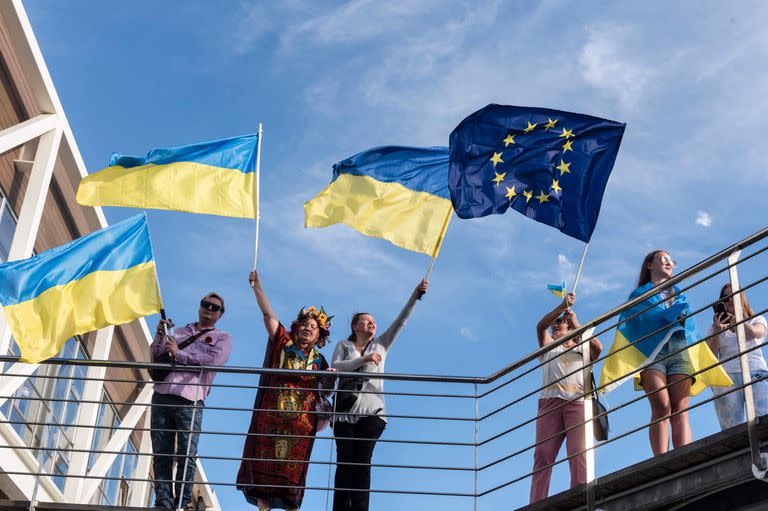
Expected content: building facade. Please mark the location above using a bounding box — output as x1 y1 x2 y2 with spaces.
0 1 220 508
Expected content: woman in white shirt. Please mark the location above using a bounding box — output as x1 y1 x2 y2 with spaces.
707 284 768 430
330 279 428 511
530 292 602 503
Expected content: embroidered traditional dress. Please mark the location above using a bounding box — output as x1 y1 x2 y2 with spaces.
237 323 328 509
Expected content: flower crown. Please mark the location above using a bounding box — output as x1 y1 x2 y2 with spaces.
291 305 334 348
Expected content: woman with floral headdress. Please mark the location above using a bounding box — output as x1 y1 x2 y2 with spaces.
237 271 335 510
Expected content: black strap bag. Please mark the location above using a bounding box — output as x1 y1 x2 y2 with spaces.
591 372 610 441
149 328 214 383
333 341 372 413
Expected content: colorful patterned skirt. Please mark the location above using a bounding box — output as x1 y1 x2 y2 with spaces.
237 380 319 509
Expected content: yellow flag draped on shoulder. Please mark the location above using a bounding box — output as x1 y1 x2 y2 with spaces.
0 214 162 363
599 282 731 395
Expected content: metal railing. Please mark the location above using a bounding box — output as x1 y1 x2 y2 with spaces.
0 226 766 510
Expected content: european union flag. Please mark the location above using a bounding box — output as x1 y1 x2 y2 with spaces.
449 104 625 242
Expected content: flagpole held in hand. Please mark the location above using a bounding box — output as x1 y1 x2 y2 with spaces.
571 242 589 295
419 208 453 299
253 123 263 270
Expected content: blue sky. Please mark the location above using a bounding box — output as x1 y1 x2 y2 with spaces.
24 1 768 509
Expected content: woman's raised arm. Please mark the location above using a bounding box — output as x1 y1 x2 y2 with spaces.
536 293 574 347
249 270 279 339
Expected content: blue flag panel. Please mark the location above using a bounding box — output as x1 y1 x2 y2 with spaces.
449 104 625 242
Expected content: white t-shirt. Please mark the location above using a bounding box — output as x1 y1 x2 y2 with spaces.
709 315 768 374
539 343 585 401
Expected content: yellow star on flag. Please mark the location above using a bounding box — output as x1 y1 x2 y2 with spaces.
556 159 571 175
490 152 504 167
558 127 574 139
562 139 574 153
492 171 506 186
524 121 538 133
544 118 557 130
503 134 516 147
505 185 516 200
523 189 533 203
551 179 562 193
536 191 551 203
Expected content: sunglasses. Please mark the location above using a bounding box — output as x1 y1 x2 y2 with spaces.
658 254 678 268
200 300 223 312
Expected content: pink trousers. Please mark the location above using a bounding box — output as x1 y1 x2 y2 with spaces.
529 398 586 503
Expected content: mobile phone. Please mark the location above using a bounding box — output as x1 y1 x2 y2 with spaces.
712 301 727 318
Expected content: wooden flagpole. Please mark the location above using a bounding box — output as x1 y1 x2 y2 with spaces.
253 123 263 270
418 208 453 299
571 242 590 295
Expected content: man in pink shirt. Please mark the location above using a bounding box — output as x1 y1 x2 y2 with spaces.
150 292 232 510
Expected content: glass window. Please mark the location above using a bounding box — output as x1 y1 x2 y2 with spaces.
0 336 89 493
99 450 123 505
2 337 20 373
88 396 112 471
121 442 138 504
0 198 16 262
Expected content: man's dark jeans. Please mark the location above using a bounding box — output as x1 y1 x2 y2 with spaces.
150 392 203 509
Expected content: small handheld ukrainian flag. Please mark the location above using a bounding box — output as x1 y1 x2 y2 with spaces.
547 281 566 298
0 214 163 363
304 146 453 256
77 133 259 218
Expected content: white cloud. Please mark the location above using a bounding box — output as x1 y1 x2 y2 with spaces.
555 253 624 298
231 0 307 55
557 253 575 283
578 25 654 111
459 327 479 343
282 0 444 48
695 211 712 228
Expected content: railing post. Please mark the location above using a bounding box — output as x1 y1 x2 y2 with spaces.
177 367 204 511
727 250 768 476
64 325 114 502
582 334 597 511
474 383 479 511
128 408 153 507
28 406 52 511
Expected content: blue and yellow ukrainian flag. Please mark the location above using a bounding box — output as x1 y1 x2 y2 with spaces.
304 146 453 256
548 281 566 298
599 282 731 396
77 133 258 218
0 214 163 363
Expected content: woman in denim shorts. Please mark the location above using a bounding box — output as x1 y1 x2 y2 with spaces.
707 284 768 429
637 250 694 455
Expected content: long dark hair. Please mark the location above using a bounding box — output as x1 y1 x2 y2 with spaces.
348 312 373 342
637 250 667 287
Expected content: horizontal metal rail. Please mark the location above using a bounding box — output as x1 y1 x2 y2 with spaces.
478 371 768 496
0 470 477 498
477 286 768 446
0 225 766 508
481 225 768 386
479 240 768 401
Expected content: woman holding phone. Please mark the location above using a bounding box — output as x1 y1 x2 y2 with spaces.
707 284 768 429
